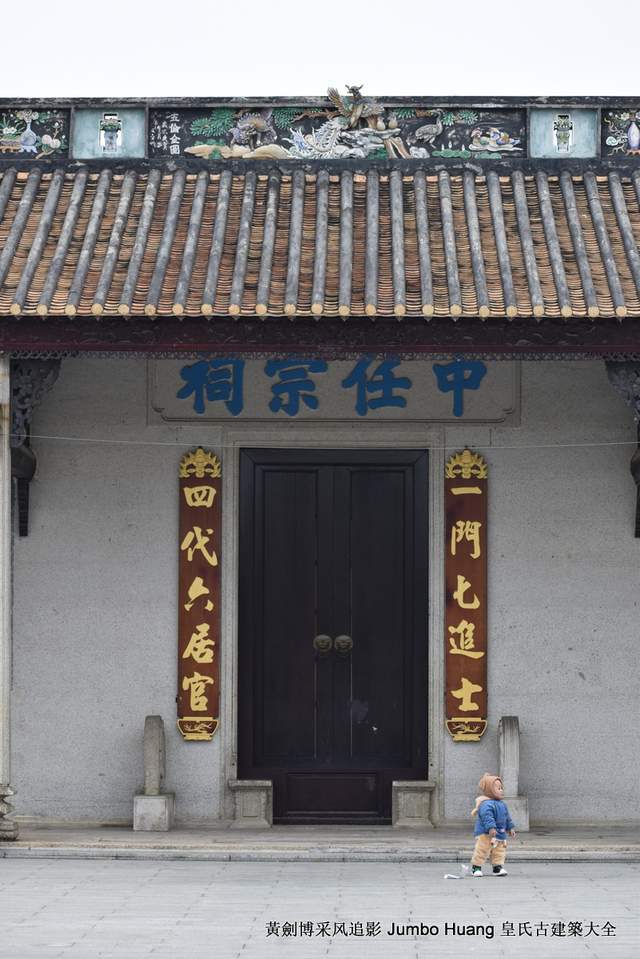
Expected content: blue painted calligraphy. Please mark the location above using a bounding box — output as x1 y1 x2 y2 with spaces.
177 358 245 415
264 359 329 416
341 356 412 417
432 360 487 417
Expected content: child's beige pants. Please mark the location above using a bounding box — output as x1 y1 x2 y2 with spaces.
471 834 507 867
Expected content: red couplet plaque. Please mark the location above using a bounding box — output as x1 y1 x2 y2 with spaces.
445 449 488 741
177 448 222 740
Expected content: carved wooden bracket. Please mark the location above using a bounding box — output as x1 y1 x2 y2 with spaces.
10 359 61 537
605 360 640 538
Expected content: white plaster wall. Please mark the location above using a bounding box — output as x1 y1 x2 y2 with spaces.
444 361 639 824
12 358 225 824
11 357 639 824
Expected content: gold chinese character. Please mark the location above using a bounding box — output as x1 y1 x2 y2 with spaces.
182 672 214 711
184 485 216 508
183 624 216 663
453 574 480 609
184 576 214 612
452 487 482 495
450 520 482 559
451 676 483 712
181 526 218 566
448 620 485 659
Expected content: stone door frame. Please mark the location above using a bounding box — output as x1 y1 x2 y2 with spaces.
218 424 446 825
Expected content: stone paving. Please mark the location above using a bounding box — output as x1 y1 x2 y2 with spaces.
3 824 638 861
0 860 637 959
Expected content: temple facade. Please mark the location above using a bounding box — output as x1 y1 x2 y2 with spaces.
0 92 638 836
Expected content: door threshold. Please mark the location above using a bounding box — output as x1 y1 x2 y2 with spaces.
274 816 391 826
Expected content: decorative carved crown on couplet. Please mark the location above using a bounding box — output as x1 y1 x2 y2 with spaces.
445 448 488 480
179 447 221 480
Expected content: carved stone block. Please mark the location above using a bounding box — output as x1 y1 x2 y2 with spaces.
392 780 435 828
228 780 273 828
133 793 175 831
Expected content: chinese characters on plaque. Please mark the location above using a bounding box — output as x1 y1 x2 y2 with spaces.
174 357 488 419
151 357 522 426
445 449 488 741
178 448 222 740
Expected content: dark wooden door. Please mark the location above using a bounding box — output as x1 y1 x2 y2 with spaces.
238 449 428 823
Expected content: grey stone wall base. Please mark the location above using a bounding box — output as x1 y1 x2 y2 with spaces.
133 794 175 832
506 797 530 832
228 780 273 828
392 781 436 828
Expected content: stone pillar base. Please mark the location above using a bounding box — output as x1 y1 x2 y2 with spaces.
228 780 273 828
505 796 529 832
392 780 435 828
0 820 18 840
133 793 175 831
0 786 18 841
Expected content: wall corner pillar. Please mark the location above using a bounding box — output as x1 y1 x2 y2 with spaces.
0 356 18 840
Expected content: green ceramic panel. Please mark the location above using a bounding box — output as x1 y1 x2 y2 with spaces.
73 108 146 159
530 108 599 158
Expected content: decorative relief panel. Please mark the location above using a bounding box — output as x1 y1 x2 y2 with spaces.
0 108 68 157
602 109 640 157
149 88 525 161
407 108 525 159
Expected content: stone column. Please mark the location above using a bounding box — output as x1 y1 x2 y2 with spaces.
0 355 17 840
498 716 529 831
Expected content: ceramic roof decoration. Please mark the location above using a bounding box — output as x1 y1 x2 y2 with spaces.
0 92 638 358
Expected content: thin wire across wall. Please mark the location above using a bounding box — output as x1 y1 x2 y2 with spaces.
11 431 639 452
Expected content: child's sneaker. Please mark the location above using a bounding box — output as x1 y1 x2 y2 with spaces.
471 866 483 877
492 866 508 876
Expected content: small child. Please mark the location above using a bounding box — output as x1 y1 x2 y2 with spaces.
470 772 516 877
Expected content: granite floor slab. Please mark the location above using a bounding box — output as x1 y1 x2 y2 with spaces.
0 860 637 959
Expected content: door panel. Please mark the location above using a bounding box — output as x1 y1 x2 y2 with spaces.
238 449 428 823
261 469 318 761
349 468 407 763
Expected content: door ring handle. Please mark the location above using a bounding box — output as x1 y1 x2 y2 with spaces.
313 634 333 654
334 634 353 655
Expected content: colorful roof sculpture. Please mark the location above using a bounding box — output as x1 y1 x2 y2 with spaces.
0 92 639 356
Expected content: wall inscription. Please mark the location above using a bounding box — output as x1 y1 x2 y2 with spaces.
177 448 222 741
445 449 488 742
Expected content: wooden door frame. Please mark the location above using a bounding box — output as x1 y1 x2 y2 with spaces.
237 448 428 823
217 425 446 825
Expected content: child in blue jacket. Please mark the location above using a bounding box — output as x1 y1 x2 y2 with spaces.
470 772 516 876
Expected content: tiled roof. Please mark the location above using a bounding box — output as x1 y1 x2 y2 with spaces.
0 166 639 319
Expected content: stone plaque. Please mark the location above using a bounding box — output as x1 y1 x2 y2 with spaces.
149 358 519 426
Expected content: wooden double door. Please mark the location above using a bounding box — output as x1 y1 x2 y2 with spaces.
238 449 428 823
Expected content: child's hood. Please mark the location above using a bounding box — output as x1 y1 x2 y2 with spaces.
471 773 504 816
